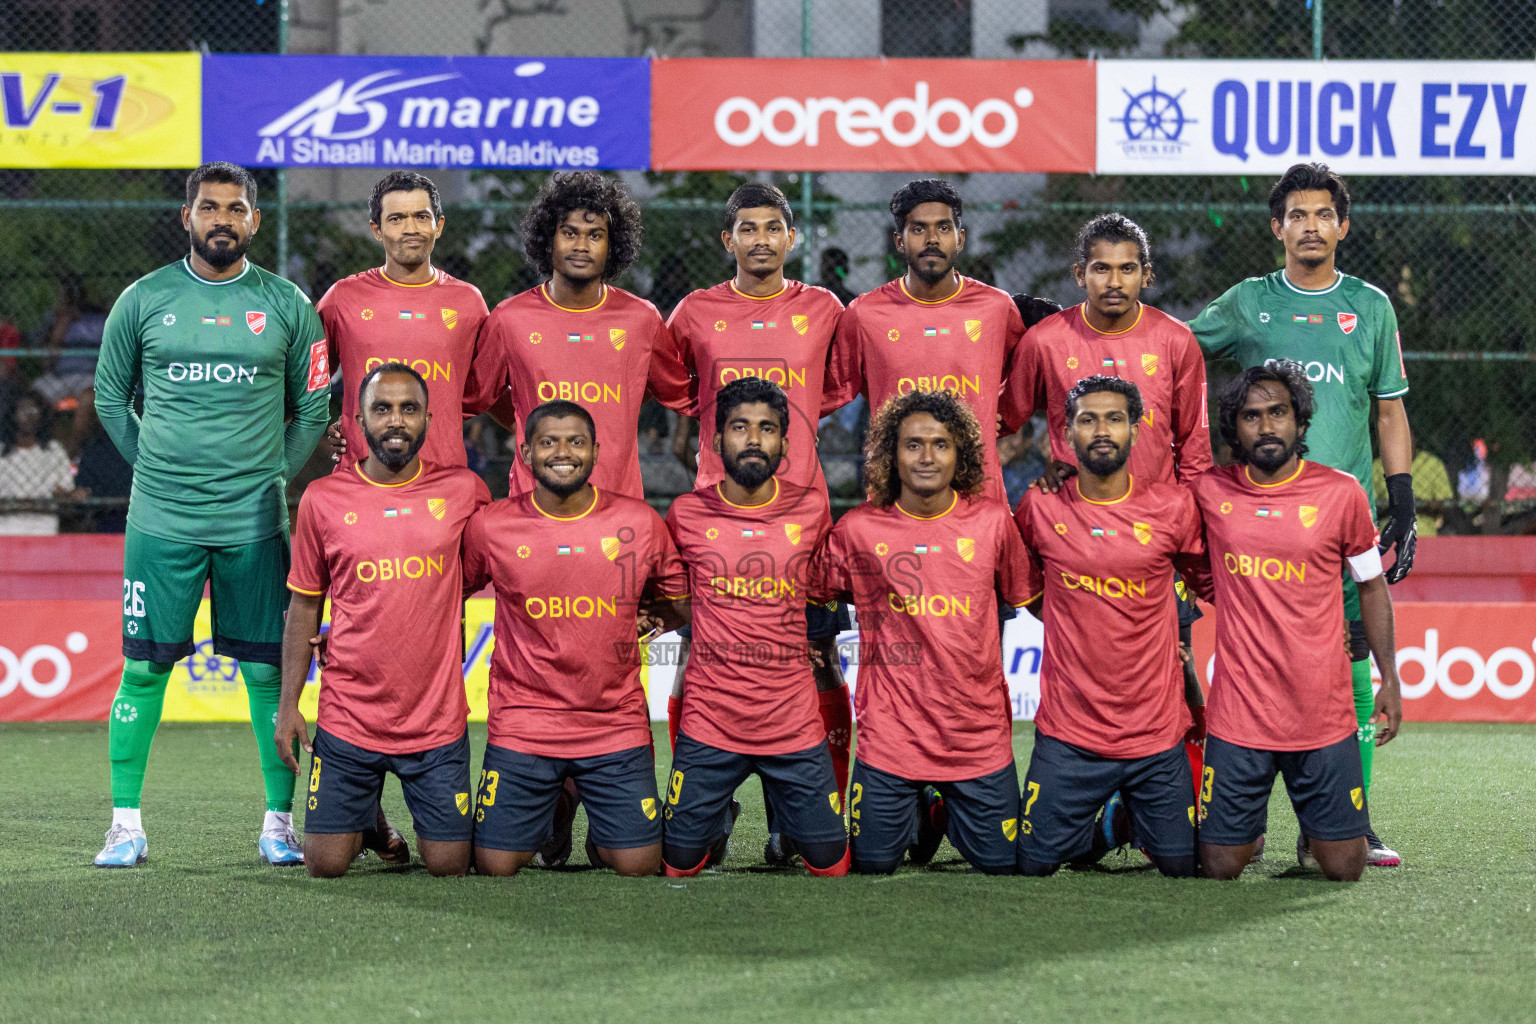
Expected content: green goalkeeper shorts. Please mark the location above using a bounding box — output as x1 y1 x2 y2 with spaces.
120 524 290 666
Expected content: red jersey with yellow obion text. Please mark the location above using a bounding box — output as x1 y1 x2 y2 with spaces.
666 478 834 755
1004 302 1213 485
478 283 693 499
461 487 688 758
1014 477 1205 758
316 267 494 470
1190 461 1382 751
668 279 845 495
287 461 491 753
825 275 1026 504
817 493 1034 781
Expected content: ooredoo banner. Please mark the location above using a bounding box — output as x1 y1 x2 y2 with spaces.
650 58 1096 173
1098 60 1535 175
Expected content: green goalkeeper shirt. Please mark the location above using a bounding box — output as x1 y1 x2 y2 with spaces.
1188 269 1410 494
95 257 332 546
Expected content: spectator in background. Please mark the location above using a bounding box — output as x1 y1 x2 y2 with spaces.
0 391 79 535
999 415 1049 509
819 248 856 306
74 390 132 533
33 274 107 412
1374 443 1454 538
0 316 20 442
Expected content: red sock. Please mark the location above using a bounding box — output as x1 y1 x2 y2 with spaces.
663 851 709 878
818 684 852 796
805 846 851 878
1185 739 1204 811
667 695 682 752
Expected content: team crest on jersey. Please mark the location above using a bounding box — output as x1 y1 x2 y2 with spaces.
1133 522 1153 545
784 523 802 545
792 315 809 335
246 311 266 335
965 319 982 343
1141 353 1157 376
609 328 626 351
441 308 458 330
360 308 374 321
455 792 469 815
1350 787 1363 810
828 792 842 815
887 329 900 342
1300 505 1319 528
428 498 447 521
1188 806 1196 826
1002 818 1018 841
957 537 975 563
641 797 658 820
1337 312 1358 334
1066 356 1079 370
601 536 621 560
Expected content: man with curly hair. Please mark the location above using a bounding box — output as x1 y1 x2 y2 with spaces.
824 179 1027 503
1192 361 1402 882
478 171 692 499
815 389 1034 875
1012 376 1206 879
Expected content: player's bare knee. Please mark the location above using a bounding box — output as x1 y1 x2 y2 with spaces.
604 845 663 877
474 848 530 877
305 853 353 879
421 842 471 877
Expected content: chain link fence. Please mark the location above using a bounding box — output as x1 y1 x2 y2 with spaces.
2 0 1532 533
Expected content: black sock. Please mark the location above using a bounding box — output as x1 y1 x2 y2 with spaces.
852 856 901 875
662 842 710 870
1019 858 1061 877
1149 853 1197 878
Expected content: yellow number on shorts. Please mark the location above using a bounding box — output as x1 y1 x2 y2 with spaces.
849 783 862 820
667 769 684 806
1201 766 1214 804
308 756 322 793
479 769 499 808
1023 780 1040 817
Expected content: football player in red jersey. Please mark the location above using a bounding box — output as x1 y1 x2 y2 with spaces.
824 179 1027 505
1193 361 1403 882
661 377 848 877
463 400 689 878
1013 376 1205 878
818 389 1034 875
478 172 692 500
317 172 497 470
664 184 853 863
277 363 491 877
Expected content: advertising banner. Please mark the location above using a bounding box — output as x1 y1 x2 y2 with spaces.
0 53 200 168
202 55 651 170
6 599 1532 724
1098 60 1535 176
651 58 1096 173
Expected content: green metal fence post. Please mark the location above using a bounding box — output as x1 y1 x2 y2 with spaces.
800 0 815 283
1312 0 1324 60
276 0 291 279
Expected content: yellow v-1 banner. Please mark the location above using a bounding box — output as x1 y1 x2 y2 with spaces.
0 53 200 168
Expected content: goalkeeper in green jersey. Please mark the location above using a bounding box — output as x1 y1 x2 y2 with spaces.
91 163 331 867
1188 162 1413 869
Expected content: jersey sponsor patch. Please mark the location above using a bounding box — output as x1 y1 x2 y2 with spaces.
306 339 331 392
247 310 266 335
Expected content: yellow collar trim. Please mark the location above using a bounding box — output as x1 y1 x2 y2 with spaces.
715 477 779 510
532 486 600 521
353 461 423 488
380 268 439 288
1076 475 1135 505
898 274 964 306
729 280 787 302
896 490 958 520
1245 460 1307 488
541 282 607 313
1079 302 1144 336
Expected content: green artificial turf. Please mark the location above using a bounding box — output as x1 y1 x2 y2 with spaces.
2 721 1533 1024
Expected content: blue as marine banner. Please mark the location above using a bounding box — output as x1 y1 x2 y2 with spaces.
202 55 650 170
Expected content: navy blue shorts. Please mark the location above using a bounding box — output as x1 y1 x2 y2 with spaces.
849 758 1019 872
473 743 662 852
1200 734 1368 845
1018 732 1195 865
1174 572 1203 628
304 728 473 843
664 732 847 848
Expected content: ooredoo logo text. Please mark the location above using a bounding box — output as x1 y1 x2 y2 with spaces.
0 631 90 699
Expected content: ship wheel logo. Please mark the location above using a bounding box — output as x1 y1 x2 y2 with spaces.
1115 77 1195 154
